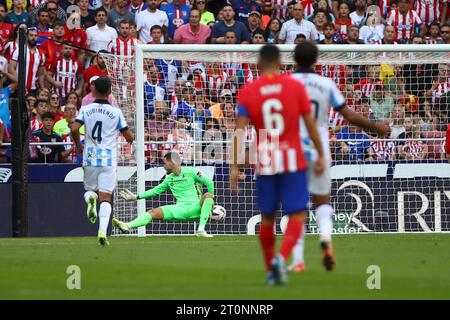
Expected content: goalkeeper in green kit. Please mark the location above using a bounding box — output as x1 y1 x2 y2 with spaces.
112 152 215 237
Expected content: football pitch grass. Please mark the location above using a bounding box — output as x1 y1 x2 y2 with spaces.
1 234 449 300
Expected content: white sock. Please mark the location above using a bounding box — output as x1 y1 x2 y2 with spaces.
84 191 98 204
291 224 306 264
99 202 112 235
316 204 333 242
197 224 205 232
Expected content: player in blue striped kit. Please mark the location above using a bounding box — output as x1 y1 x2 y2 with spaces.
71 77 134 246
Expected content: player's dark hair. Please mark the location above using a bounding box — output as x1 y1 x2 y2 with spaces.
258 44 280 63
41 112 55 121
94 77 112 95
294 40 318 68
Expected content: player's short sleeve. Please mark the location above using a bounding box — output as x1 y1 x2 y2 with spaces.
329 79 346 111
117 109 129 132
75 107 85 124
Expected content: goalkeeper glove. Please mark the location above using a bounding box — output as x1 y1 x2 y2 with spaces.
119 189 138 201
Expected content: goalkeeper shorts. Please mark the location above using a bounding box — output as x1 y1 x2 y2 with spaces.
161 203 202 221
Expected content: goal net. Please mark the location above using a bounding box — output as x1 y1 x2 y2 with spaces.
101 44 450 236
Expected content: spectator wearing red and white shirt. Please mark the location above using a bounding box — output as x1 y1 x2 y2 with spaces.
47 44 83 100
386 0 424 42
354 65 381 96
270 0 293 22
414 0 447 27
0 4 14 50
173 9 211 44
107 20 140 57
30 99 48 132
399 116 428 160
334 1 352 40
426 63 450 105
40 21 67 67
8 28 45 93
424 21 444 43
162 115 194 163
378 0 392 18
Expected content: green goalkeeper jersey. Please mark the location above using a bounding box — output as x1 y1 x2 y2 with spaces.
137 167 214 205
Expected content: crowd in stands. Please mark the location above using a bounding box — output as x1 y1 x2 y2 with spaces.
0 0 449 164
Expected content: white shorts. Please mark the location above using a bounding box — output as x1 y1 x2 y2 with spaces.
307 147 332 196
83 166 117 194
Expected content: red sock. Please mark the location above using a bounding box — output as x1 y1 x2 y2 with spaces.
259 224 275 271
280 218 303 261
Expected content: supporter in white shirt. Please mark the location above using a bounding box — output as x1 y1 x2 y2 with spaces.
350 0 368 25
359 8 385 44
278 2 318 43
135 0 169 43
86 8 118 53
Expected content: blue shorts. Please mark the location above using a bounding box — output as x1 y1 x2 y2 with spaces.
256 171 309 216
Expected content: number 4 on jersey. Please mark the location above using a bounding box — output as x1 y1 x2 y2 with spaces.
92 121 103 143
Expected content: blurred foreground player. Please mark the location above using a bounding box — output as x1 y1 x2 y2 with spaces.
71 77 135 246
230 44 325 285
290 41 390 272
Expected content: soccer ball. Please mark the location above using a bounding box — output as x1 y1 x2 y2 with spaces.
210 205 226 222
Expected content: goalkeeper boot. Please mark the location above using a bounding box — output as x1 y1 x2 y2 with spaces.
195 230 214 238
287 262 306 273
112 218 131 234
98 230 109 247
270 254 288 285
87 195 97 224
321 240 335 271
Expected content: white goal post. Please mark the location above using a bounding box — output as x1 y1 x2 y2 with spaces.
102 44 450 236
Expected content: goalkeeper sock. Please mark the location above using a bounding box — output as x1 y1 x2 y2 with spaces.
197 198 213 232
84 191 97 204
291 224 306 265
259 224 275 272
280 218 303 261
98 201 112 235
128 212 152 229
316 204 333 242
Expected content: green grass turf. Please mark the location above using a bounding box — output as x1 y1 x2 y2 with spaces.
0 234 449 299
